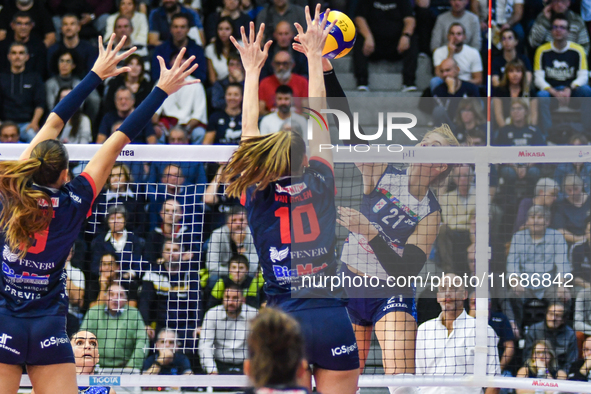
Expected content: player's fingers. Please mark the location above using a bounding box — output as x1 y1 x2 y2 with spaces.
240 25 247 45
262 40 273 55
229 35 242 51
294 23 305 37
249 21 255 44
97 36 104 56
113 35 129 54
116 46 137 63
304 5 312 27
174 47 187 69
181 78 201 87
317 6 328 28
181 63 199 79
256 23 265 44
112 66 132 77
292 43 305 54
180 55 196 72
157 56 167 73
106 33 116 54
324 19 336 38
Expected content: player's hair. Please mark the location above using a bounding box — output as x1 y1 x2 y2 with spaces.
228 254 250 270
499 60 530 97
525 340 558 375
247 308 304 388
421 124 460 186
222 130 306 198
0 140 69 256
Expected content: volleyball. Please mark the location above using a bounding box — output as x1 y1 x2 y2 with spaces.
319 10 356 59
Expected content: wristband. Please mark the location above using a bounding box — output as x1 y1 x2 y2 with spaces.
118 87 168 141
367 237 427 277
53 71 102 123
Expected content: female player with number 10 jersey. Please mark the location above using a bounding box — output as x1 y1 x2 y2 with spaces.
222 8 359 394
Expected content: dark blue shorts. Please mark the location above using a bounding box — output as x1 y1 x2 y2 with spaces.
0 314 74 365
290 306 359 371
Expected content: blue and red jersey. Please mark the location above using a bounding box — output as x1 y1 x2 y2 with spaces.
0 173 96 317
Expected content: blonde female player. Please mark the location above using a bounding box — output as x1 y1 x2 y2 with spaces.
0 34 199 394
222 8 359 394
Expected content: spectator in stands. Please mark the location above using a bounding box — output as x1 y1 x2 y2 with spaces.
259 50 307 114
575 286 591 336
261 20 307 79
529 0 590 54
571 216 591 293
259 84 307 136
551 174 590 245
105 0 149 46
0 121 21 143
494 99 546 146
203 82 243 145
431 57 480 126
453 98 485 144
211 52 245 111
432 23 483 91
91 204 147 278
149 0 205 46
48 0 114 41
109 16 141 56
493 60 537 129
524 302 578 372
143 329 193 375
208 254 264 310
255 0 305 38
47 15 97 77
0 12 47 79
517 340 567 386
53 88 93 144
199 284 258 374
416 273 500 393
430 0 481 52
206 205 258 277
492 29 531 88
513 177 559 233
554 161 591 200
81 283 149 371
86 251 140 309
487 0 525 44
151 13 207 85
205 17 239 85
204 163 240 236
568 336 591 381
103 53 153 114
0 42 45 142
507 205 570 300
534 14 591 137
144 199 193 263
97 86 157 144
205 0 251 43
152 50 207 144
0 0 56 47
352 0 418 92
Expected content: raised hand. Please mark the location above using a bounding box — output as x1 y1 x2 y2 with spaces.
91 34 137 79
293 4 336 58
230 22 272 72
337 206 378 240
156 47 201 95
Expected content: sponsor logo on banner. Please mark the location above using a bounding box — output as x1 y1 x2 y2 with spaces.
532 380 558 388
518 151 545 157
270 246 289 262
90 376 121 386
119 150 135 157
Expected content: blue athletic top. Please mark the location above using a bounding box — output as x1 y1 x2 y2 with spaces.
341 166 440 285
79 387 111 394
241 157 344 311
0 173 96 317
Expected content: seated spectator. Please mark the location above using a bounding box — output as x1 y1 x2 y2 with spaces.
494 99 545 146
258 50 307 115
529 0 589 54
416 273 500 393
103 53 154 115
524 302 578 372
54 88 93 144
81 284 149 371
492 29 531 88
430 0 481 52
47 15 97 77
105 0 149 46
259 84 307 136
208 254 264 310
148 0 205 47
153 50 207 144
0 42 45 142
204 163 240 236
151 13 206 83
551 174 590 245
534 14 591 137
352 0 418 92
144 199 193 263
568 336 591 381
452 98 485 144
91 205 147 277
108 15 149 61
254 0 305 38
211 52 244 112
0 121 21 143
0 11 47 79
493 60 537 129
97 86 157 144
0 0 56 47
431 23 483 92
142 329 193 375
206 205 259 277
513 177 558 232
86 251 140 309
488 0 525 45
554 162 591 200
571 216 591 292
261 20 307 79
517 340 567 388
199 284 258 374
575 286 591 336
205 17 239 85
205 0 250 43
204 83 242 145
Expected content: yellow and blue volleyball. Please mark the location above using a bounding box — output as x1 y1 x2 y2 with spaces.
319 10 356 59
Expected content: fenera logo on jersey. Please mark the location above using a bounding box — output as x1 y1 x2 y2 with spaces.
275 182 307 195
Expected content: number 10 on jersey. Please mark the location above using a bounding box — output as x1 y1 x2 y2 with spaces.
275 203 320 244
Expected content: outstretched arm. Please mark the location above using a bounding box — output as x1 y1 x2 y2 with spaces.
19 34 136 161
83 48 200 195
230 23 272 141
